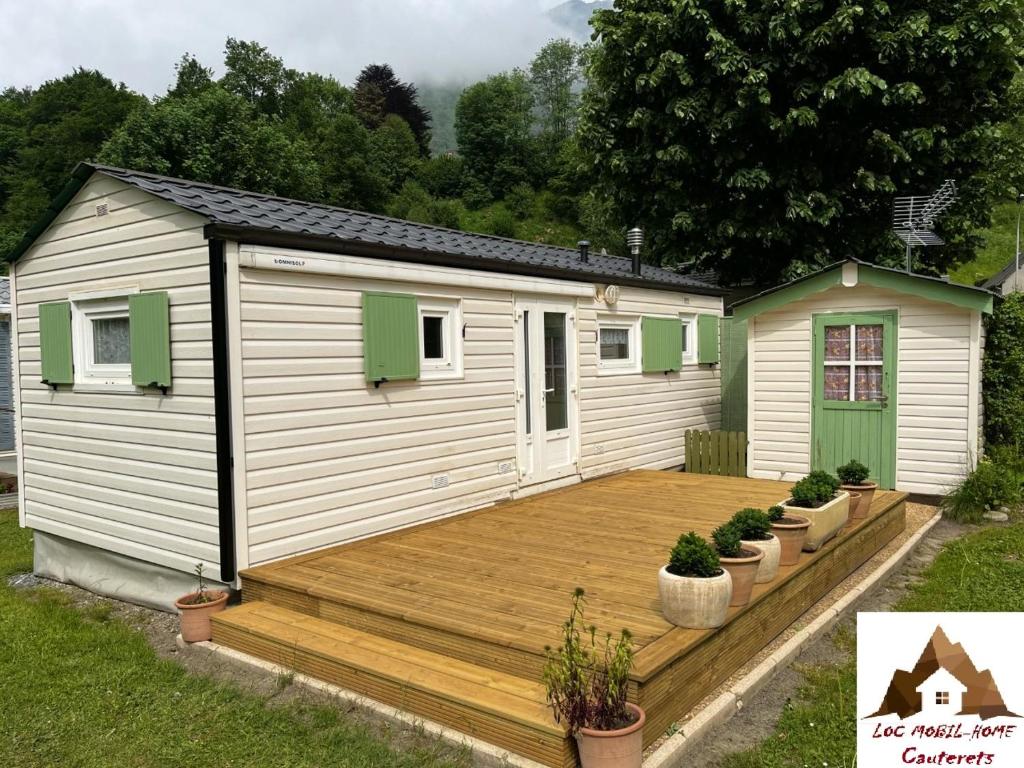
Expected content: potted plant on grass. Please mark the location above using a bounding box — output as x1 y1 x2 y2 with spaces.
658 532 732 628
768 505 811 566
730 508 780 584
837 459 877 519
712 522 763 607
543 588 645 768
174 563 229 643
779 471 850 552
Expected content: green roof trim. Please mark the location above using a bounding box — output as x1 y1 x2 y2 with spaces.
731 259 994 321
5 162 96 263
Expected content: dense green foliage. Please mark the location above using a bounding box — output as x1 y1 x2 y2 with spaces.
767 505 785 523
789 471 841 508
711 523 743 558
0 510 468 768
667 531 721 578
580 0 1024 283
542 588 635 734
983 293 1024 448
730 508 773 542
836 459 871 486
942 457 1023 523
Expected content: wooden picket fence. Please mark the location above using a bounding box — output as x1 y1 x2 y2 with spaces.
684 429 748 477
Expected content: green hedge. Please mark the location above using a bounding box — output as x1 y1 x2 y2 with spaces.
983 293 1024 448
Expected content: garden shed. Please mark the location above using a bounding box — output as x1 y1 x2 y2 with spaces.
7 163 727 608
731 259 993 496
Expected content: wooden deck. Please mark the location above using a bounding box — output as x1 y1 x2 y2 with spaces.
212 471 906 767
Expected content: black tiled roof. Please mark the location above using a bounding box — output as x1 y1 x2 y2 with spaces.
75 164 721 295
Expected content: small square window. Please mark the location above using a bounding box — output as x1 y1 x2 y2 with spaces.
597 318 639 373
418 298 462 380
71 296 134 387
936 692 949 705
680 316 697 364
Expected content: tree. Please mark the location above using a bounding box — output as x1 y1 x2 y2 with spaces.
529 39 582 147
168 53 214 99
353 64 431 154
579 1 1024 284
220 38 287 116
0 69 143 259
368 114 421 193
455 71 534 197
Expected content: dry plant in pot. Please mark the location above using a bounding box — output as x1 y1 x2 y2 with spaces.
729 508 780 583
658 532 732 627
780 471 849 552
543 589 645 768
711 523 762 607
767 505 810 566
174 563 228 643
837 459 877 519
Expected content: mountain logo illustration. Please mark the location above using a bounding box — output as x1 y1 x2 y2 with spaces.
867 625 1020 720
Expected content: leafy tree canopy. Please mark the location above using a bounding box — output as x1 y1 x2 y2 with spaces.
354 64 432 155
580 0 1024 284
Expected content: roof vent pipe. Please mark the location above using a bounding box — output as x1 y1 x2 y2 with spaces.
627 227 644 276
577 240 590 263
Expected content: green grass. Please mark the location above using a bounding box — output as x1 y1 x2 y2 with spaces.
461 200 584 248
720 523 1024 768
0 509 467 768
949 201 1018 286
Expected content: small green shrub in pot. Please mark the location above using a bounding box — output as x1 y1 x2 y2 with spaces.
730 508 773 541
789 470 841 508
767 505 785 523
667 531 722 577
837 459 871 486
729 507 779 585
711 523 743 558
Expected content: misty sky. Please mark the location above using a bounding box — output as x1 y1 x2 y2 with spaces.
0 0 593 94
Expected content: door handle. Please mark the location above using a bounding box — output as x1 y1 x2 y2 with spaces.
543 388 555 393
879 394 889 408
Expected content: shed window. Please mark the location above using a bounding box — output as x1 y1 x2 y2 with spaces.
93 317 131 364
680 315 697 364
597 318 639 373
73 298 133 386
418 298 462 380
823 323 884 402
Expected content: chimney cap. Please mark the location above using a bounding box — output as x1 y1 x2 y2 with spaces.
626 227 644 254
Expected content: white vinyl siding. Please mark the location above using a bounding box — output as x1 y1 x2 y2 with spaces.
578 287 722 478
13 173 218 574
748 282 981 495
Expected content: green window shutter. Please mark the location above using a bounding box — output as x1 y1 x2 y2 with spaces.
698 314 720 364
641 316 683 373
129 292 172 388
719 317 748 432
363 292 419 384
39 301 73 385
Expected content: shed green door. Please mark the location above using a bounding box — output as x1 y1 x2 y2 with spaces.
811 312 896 489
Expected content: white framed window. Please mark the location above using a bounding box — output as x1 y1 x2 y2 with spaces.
597 317 640 373
418 297 463 380
71 296 133 387
680 314 697 364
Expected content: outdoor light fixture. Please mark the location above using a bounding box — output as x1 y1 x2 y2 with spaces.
627 226 643 276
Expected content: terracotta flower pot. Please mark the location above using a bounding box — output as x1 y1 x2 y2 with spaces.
741 534 780 583
781 491 850 552
771 515 811 566
718 547 764 607
658 566 732 628
175 590 229 642
575 702 646 768
841 482 877 519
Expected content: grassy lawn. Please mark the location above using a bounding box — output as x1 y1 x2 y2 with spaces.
949 201 1018 287
720 523 1024 768
0 509 467 768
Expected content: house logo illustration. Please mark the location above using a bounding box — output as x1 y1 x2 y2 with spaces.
868 625 1020 720
858 613 1024 766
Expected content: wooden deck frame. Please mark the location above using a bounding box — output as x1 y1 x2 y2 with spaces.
213 471 906 767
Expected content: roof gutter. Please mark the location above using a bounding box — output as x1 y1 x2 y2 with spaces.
204 224 727 297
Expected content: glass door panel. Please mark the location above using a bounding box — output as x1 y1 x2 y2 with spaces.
543 312 568 432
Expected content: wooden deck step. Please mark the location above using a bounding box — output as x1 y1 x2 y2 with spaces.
211 601 573 768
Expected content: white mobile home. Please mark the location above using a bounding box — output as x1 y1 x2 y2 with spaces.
9 164 726 607
731 260 993 496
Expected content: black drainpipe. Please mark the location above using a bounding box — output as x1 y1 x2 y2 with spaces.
208 239 237 583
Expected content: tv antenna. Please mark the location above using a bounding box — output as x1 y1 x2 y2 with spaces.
893 179 957 272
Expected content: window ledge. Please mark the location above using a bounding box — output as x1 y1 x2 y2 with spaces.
71 383 141 395
419 370 464 382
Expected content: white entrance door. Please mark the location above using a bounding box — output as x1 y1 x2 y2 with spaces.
514 297 579 487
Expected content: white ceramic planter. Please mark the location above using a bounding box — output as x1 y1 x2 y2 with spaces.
741 535 780 583
657 566 732 629
781 491 850 552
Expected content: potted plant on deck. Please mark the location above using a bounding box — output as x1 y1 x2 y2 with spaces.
711 522 762 607
768 505 811 566
174 563 229 643
658 532 732 628
779 471 850 552
837 459 877 520
730 508 780 584
543 588 645 768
